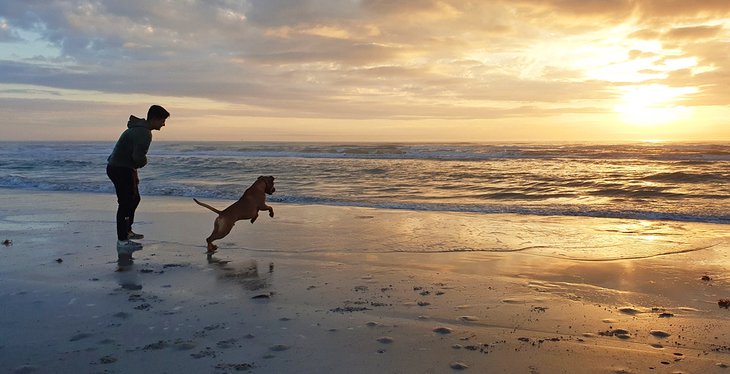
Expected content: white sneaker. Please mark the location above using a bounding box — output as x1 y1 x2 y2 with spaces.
117 239 143 255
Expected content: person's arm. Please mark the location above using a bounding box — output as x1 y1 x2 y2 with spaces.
131 131 151 168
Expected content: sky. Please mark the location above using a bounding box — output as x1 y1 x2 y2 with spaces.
1 0 729 142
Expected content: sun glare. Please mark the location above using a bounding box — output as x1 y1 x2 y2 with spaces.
614 85 696 126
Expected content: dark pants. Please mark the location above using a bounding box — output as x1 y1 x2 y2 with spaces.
106 165 141 241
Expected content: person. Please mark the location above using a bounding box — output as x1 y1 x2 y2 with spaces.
107 105 169 259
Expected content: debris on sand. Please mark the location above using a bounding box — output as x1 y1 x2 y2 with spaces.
701 275 712 281
215 363 255 371
719 299 730 308
2 239 12 246
598 329 631 339
329 306 371 313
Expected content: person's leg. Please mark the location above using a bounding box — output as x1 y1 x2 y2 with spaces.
128 169 141 233
107 165 135 241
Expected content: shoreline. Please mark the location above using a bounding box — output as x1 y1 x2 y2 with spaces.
1 188 729 373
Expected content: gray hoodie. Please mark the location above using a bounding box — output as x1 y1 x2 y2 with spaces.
107 116 152 169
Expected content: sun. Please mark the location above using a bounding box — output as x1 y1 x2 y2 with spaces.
614 85 696 126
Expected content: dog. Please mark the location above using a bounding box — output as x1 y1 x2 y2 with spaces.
194 176 275 253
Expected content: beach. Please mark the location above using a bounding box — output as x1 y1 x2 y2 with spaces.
1 188 729 373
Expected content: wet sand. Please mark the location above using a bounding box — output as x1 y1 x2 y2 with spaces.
1 188 729 373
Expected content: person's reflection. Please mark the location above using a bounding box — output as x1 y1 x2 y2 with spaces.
115 257 142 290
206 254 272 291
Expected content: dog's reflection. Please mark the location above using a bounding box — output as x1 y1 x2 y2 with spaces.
206 255 273 291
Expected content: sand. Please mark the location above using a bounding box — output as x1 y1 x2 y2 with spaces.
1 188 729 373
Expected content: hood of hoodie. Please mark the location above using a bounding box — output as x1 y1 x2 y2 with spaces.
127 115 148 129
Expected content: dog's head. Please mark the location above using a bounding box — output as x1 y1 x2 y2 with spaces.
258 175 276 195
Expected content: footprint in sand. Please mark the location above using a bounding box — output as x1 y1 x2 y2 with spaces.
450 361 469 370
433 327 453 334
502 298 526 304
173 340 197 351
69 333 93 342
216 339 239 349
618 307 643 315
112 312 131 319
143 340 168 351
269 344 290 352
190 348 217 359
377 336 394 344
458 316 479 322
650 330 671 338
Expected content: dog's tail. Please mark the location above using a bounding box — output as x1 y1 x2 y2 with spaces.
193 198 222 214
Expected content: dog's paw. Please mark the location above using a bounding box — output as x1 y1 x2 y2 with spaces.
269 211 274 217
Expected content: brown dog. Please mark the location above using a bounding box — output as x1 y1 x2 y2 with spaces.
194 176 275 253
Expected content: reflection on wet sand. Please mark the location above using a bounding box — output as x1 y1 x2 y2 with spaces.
115 258 142 290
207 254 273 291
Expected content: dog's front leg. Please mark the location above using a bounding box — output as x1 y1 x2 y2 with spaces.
261 204 274 218
250 212 259 224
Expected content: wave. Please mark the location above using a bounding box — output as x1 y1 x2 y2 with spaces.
265 195 730 224
588 187 685 199
643 171 728 184
3 141 729 162
1 178 727 224
150 142 730 162
1 141 728 225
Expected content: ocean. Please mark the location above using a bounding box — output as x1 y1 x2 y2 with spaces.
1 141 728 224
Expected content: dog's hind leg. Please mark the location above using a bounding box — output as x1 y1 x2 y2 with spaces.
206 217 234 253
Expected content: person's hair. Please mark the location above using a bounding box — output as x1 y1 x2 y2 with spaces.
147 105 170 120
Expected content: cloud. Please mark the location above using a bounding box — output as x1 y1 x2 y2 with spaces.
666 25 724 40
635 0 730 19
0 0 729 135
0 17 22 42
506 0 634 17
